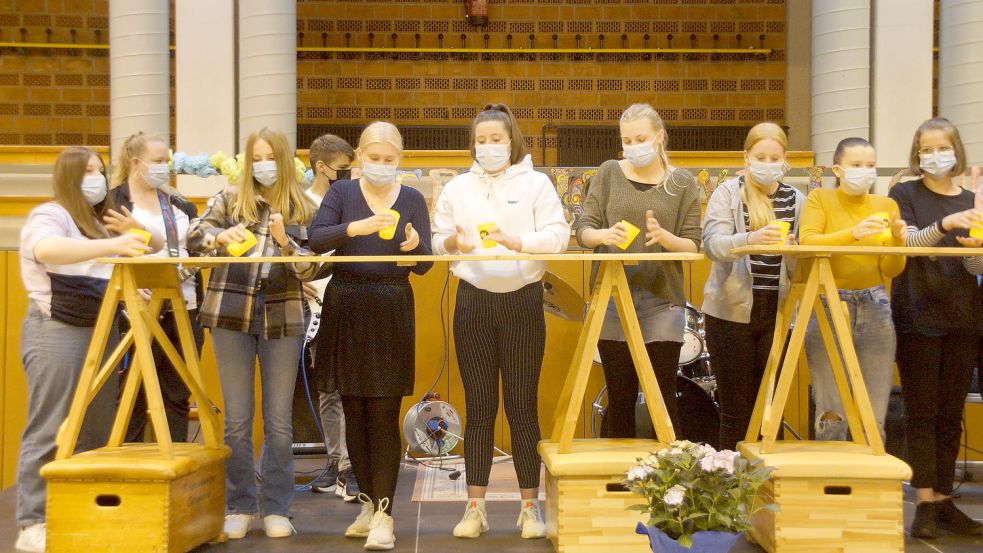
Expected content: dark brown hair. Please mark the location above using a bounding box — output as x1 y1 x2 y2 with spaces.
470 103 526 166
908 117 967 176
53 146 111 239
832 137 873 187
309 134 354 171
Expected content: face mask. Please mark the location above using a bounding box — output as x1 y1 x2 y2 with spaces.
475 143 511 172
81 174 107 206
839 167 877 195
623 141 657 168
919 150 957 177
252 161 277 187
361 161 399 187
140 160 170 189
748 161 786 186
331 168 351 183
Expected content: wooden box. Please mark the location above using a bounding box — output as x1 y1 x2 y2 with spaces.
41 443 231 553
540 438 666 553
738 441 912 553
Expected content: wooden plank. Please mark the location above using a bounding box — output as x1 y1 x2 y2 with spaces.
96 252 706 265
732 245 983 257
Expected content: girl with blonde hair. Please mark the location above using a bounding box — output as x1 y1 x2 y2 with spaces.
309 121 433 550
187 127 318 541
701 122 804 450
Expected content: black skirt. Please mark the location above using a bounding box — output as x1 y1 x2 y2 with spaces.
314 272 415 397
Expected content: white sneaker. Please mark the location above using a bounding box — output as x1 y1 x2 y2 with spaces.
262 514 296 538
364 498 395 550
15 523 45 553
453 500 489 538
517 500 546 539
345 493 375 538
223 514 255 540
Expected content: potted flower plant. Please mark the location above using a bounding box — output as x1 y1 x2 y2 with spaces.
625 440 775 552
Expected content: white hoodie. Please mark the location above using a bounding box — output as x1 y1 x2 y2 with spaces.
432 154 570 293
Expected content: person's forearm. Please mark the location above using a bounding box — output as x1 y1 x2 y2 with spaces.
656 232 698 253
580 228 606 248
34 237 114 265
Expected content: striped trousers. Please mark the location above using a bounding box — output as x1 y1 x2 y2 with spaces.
454 280 545 489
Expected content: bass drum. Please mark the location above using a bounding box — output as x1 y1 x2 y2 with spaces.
678 304 705 366
590 375 720 449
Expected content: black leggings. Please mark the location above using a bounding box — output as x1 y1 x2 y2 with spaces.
704 291 779 451
455 281 545 489
342 395 403 514
120 308 204 443
896 332 977 493
598 340 682 439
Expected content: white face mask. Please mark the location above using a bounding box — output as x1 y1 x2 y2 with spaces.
623 141 657 168
252 161 277 187
361 161 399 187
475 142 511 172
140 160 170 189
919 150 957 177
839 167 877 195
748 161 786 186
81 174 107 206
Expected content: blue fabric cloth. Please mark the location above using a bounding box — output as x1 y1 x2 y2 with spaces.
635 522 742 553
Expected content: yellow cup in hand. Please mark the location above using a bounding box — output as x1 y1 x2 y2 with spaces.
769 220 791 244
127 228 151 256
616 220 641 250
477 222 498 248
379 209 400 240
871 211 893 241
226 229 257 257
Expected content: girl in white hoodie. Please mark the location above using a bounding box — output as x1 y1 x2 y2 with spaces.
432 104 569 540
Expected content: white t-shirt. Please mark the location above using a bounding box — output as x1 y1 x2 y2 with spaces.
131 205 197 309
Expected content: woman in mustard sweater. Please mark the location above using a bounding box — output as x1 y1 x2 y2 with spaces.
798 137 906 442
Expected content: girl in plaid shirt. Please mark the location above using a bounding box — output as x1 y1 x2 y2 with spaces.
187 127 317 540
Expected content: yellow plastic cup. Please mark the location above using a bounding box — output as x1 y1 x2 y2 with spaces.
127 228 152 256
871 211 892 241
379 209 400 240
970 222 983 240
769 220 791 244
616 220 641 250
226 229 257 257
477 222 498 248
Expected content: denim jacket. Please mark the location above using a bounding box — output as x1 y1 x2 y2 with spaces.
701 177 805 324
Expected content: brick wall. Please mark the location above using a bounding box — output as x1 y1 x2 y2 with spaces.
297 0 788 163
2 0 789 159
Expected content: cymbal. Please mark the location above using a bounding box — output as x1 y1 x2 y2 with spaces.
542 271 586 321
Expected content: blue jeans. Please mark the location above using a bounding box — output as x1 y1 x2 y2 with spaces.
210 327 302 517
805 285 895 442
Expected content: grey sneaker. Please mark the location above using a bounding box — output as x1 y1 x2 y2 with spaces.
336 467 360 503
311 460 339 493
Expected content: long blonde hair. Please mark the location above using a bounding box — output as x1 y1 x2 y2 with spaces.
233 127 316 225
741 122 788 230
53 147 111 239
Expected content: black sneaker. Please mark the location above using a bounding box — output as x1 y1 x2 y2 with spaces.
936 499 983 535
336 468 360 503
311 460 339 493
911 502 939 539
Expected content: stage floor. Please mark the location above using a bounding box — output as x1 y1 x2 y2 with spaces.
0 457 980 552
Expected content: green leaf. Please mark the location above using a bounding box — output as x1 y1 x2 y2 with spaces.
678 533 694 548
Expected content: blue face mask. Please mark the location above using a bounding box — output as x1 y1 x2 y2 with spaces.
252 161 277 187
919 150 957 177
623 141 657 168
361 162 399 187
81 174 107 205
748 161 786 186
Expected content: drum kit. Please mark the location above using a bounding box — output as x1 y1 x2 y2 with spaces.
541 271 721 448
